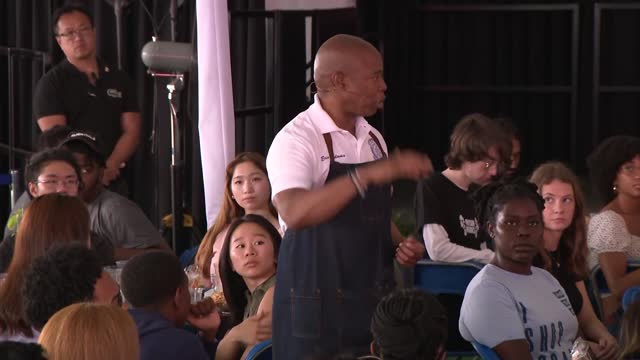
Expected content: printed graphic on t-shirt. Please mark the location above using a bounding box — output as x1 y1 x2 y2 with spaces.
107 89 123 98
368 138 384 160
519 297 572 360
458 215 479 237
553 289 575 315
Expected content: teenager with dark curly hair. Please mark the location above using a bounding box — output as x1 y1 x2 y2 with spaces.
459 179 578 360
587 136 640 323
21 244 120 331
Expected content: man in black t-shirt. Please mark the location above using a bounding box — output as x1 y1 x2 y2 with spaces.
414 113 512 352
415 113 512 263
33 4 140 189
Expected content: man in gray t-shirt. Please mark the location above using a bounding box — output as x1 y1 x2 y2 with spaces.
60 131 170 259
88 189 163 251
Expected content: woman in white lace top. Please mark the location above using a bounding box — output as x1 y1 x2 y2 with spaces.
587 135 640 323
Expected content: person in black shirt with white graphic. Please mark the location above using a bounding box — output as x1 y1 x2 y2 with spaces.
416 113 511 263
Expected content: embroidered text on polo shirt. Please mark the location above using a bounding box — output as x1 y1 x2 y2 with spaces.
321 154 346 161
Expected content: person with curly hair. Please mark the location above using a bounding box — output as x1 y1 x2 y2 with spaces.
586 136 640 323
21 244 121 331
459 179 578 360
530 162 617 359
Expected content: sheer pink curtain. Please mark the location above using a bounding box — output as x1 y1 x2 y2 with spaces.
196 0 235 227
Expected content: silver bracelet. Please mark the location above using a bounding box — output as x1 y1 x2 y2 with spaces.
348 168 367 198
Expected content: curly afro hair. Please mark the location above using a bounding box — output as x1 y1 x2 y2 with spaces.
587 135 640 205
21 244 102 330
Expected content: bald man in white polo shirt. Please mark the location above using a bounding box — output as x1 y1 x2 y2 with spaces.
267 34 433 359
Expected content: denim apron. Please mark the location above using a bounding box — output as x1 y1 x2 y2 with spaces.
272 131 395 359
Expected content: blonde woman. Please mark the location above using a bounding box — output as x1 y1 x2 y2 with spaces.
618 301 640 360
39 303 138 360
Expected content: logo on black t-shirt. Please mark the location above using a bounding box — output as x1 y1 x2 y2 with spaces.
107 89 123 98
458 215 479 237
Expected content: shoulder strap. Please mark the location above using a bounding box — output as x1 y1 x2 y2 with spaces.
322 133 335 162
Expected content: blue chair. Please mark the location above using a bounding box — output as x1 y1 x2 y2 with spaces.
179 245 199 268
245 339 272 360
588 262 640 319
413 259 484 295
472 342 501 360
414 260 484 358
622 286 640 311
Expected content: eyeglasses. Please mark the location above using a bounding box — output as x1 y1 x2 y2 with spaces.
483 159 498 169
621 164 640 175
56 26 92 40
34 178 80 189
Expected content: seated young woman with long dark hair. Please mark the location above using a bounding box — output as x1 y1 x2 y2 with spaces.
214 214 281 360
194 152 279 293
459 179 579 360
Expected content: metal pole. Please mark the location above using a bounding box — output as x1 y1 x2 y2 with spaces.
167 76 184 254
114 0 124 70
8 48 14 171
169 0 178 41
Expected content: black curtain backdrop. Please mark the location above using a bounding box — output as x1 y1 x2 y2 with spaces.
4 0 640 237
0 0 206 247
377 0 640 179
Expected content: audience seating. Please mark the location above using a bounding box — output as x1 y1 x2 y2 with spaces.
414 260 484 358
622 286 640 311
472 341 501 360
414 260 484 295
588 262 640 318
244 339 272 360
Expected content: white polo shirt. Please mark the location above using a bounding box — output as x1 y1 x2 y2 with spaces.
267 95 388 200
